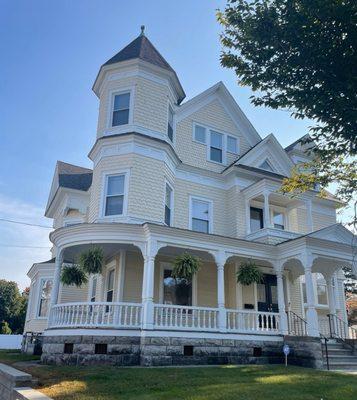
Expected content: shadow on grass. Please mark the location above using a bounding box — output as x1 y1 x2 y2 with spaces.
26 364 357 400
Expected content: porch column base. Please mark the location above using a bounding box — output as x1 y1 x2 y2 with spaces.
142 300 154 330
218 307 227 332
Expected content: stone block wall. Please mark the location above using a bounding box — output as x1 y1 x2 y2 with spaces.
41 333 323 369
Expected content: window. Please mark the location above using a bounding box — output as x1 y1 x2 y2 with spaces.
112 93 130 126
191 198 211 233
227 136 238 154
250 207 263 232
209 131 223 163
163 269 192 306
167 106 174 141
104 174 125 216
90 277 97 302
64 343 74 354
38 279 53 317
106 269 115 302
316 273 328 305
273 212 284 230
164 183 173 226
194 125 206 144
259 159 274 172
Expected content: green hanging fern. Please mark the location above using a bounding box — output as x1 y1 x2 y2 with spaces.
79 247 104 275
61 265 88 287
236 260 263 286
172 253 201 281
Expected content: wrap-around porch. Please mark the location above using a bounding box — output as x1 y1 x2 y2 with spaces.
47 223 351 338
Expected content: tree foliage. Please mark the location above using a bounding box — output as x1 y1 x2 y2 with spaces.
0 280 28 334
218 0 357 224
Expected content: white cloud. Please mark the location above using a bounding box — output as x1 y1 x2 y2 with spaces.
0 194 52 290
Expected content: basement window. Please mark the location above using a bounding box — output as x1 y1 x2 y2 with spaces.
184 345 194 356
253 347 262 357
95 344 108 355
64 343 74 354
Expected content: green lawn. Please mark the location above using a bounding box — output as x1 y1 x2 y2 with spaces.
0 351 356 400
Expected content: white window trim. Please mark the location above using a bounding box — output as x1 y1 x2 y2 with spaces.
227 135 239 155
100 169 130 219
36 277 53 319
207 129 226 165
106 87 134 129
192 122 207 145
88 275 98 302
105 265 116 303
163 180 174 226
167 102 176 145
159 262 197 306
259 158 275 172
189 195 213 234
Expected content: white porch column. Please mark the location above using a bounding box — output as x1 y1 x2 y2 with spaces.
326 274 336 316
305 199 313 233
141 241 157 330
303 257 319 337
48 248 63 326
245 198 251 235
275 262 288 335
263 191 271 228
216 251 227 332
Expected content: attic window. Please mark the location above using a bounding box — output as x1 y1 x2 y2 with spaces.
259 159 274 172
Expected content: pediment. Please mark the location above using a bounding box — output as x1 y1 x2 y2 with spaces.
309 224 355 245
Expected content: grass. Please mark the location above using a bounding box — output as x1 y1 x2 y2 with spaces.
0 349 40 364
0 351 356 400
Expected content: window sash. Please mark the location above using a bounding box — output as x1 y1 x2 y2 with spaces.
104 175 125 216
194 125 206 143
250 207 264 232
38 279 53 317
192 218 209 233
227 136 238 153
168 107 174 141
112 93 130 126
273 212 284 230
91 278 97 302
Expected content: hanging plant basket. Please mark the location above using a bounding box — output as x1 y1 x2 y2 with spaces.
79 246 104 275
172 252 201 282
236 260 263 286
61 265 88 287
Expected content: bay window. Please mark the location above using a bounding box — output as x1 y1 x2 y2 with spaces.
38 279 53 317
191 197 211 233
104 174 125 216
112 92 130 126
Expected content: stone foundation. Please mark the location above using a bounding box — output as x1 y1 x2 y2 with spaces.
41 332 323 368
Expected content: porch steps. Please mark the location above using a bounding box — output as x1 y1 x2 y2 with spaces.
322 341 357 371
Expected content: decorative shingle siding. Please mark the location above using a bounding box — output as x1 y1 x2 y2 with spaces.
176 100 251 173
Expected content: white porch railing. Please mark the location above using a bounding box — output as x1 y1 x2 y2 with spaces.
49 302 142 329
153 304 218 331
226 309 280 333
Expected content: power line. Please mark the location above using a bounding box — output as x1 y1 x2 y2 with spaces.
0 218 52 229
0 244 51 249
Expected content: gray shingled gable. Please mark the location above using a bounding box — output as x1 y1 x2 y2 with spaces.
57 161 92 192
103 34 174 72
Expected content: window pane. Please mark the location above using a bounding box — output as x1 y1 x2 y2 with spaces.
317 284 327 304
273 212 284 230
163 269 192 306
168 124 173 141
91 278 97 301
192 218 209 233
114 93 130 111
257 283 266 302
210 147 222 163
192 200 209 220
165 205 171 226
107 270 114 291
165 184 172 207
250 207 263 232
227 136 237 153
105 195 123 216
112 109 129 126
106 290 113 303
107 175 125 196
194 125 206 143
38 279 53 317
210 131 223 149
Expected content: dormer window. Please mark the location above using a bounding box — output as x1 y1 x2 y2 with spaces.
112 93 130 126
259 159 274 172
167 106 174 142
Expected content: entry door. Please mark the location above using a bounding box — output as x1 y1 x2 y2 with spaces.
257 274 279 312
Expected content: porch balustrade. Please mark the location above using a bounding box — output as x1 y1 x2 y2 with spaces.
226 309 280 333
49 302 142 329
153 304 218 331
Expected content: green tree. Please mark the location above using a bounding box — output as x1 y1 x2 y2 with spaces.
218 0 357 224
0 321 12 335
0 280 27 334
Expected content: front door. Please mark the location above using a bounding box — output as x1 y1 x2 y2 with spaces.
257 274 279 312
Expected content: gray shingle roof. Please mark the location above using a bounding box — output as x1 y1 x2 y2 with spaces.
57 161 92 192
103 34 174 72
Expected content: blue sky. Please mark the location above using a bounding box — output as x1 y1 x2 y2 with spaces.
0 1 340 288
